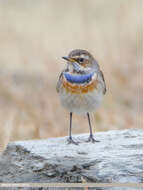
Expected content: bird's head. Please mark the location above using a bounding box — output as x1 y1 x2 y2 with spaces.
62 49 99 73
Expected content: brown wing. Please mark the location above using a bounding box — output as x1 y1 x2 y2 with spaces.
99 70 106 95
56 71 64 93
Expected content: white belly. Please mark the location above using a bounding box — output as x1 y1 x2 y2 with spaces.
59 89 103 114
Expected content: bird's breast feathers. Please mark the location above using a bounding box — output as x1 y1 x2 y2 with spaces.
62 72 99 94
63 72 94 84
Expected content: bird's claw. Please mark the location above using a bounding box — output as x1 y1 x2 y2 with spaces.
87 135 100 143
67 137 79 145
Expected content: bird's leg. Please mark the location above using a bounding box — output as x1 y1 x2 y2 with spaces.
87 112 99 143
67 112 79 145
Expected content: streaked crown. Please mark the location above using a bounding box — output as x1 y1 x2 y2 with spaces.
69 49 98 68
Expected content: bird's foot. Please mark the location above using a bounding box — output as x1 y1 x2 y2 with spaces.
87 135 100 143
67 137 79 145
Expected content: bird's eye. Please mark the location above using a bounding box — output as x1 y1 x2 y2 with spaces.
78 58 84 63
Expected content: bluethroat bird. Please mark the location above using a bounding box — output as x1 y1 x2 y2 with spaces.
57 49 106 145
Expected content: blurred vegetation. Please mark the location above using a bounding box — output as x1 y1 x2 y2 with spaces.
0 0 143 151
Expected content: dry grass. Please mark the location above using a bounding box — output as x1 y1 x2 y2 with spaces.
0 0 143 150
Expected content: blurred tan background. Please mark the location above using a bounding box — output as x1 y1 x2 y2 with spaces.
0 0 143 150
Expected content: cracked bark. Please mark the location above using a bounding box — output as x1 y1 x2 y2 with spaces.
0 129 143 190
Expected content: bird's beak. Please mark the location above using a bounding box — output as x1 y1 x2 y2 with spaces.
62 56 80 72
62 56 76 63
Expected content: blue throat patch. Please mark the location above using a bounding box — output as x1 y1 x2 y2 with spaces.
63 72 94 83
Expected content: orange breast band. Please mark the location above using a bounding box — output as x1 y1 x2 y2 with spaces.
63 77 98 94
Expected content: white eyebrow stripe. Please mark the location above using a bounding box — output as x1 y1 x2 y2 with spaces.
80 54 89 59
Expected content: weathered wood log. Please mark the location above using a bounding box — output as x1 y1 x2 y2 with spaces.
0 129 143 190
